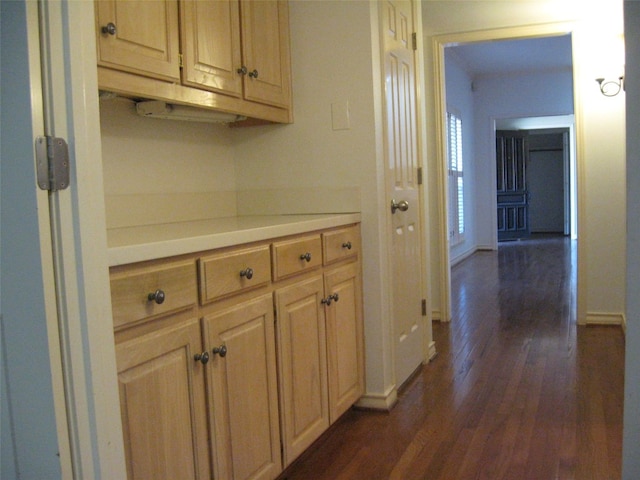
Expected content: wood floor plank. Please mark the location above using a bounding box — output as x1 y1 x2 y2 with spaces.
278 236 623 480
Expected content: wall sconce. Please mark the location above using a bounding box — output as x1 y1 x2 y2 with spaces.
596 76 625 97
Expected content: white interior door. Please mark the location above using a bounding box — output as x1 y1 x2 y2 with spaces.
382 0 424 387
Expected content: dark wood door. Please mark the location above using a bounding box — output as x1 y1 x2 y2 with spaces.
496 131 529 241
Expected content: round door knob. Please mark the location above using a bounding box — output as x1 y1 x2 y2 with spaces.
321 296 333 306
300 252 312 262
237 66 248 75
147 289 165 304
391 199 409 214
248 69 259 78
342 241 352 250
212 345 227 358
240 267 254 280
331 293 340 303
194 351 210 365
101 22 117 35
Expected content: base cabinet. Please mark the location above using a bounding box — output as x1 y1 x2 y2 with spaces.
324 261 365 422
111 223 363 479
116 318 210 480
203 295 282 480
275 275 330 466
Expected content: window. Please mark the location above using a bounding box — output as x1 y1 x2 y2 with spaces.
447 112 464 246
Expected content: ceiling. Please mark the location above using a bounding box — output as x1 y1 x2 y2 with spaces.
446 35 573 78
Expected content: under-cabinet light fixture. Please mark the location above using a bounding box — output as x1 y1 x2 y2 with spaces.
136 100 246 123
595 76 624 97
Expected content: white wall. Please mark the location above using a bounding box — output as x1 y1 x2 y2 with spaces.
444 49 477 263
99 98 237 228
422 1 626 325
232 0 397 400
623 1 640 477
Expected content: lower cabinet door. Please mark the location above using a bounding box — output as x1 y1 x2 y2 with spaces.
324 262 365 422
275 275 330 466
202 294 282 480
116 318 210 480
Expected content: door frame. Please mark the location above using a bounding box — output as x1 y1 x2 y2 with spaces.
431 22 585 324
37 1 126 476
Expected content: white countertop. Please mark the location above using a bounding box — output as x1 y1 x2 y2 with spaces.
107 213 361 266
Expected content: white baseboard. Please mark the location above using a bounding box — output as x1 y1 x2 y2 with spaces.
585 312 624 326
356 386 398 411
428 341 437 361
450 246 477 266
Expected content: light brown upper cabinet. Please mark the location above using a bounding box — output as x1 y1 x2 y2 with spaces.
95 0 181 82
95 0 293 124
181 0 291 109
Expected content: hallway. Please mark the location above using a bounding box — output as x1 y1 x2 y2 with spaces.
279 236 624 479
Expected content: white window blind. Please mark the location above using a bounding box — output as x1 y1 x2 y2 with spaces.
447 112 464 246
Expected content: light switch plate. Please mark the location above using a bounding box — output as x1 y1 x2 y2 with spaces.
331 102 350 130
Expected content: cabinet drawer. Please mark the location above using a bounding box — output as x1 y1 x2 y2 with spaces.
199 245 271 304
110 260 197 329
322 226 360 265
272 235 322 280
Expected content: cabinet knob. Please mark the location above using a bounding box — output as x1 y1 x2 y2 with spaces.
342 241 352 250
147 289 165 305
194 351 209 365
239 267 254 280
321 293 339 306
248 69 259 79
391 199 409 214
101 22 117 35
212 344 227 358
300 252 312 262
237 66 248 75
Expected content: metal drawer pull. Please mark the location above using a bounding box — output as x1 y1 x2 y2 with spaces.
300 252 312 262
212 344 227 358
342 241 352 250
147 289 165 305
194 352 209 365
240 268 254 280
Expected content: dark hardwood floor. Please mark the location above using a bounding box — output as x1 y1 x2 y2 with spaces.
278 236 624 480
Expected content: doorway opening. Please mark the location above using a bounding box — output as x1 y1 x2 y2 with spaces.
434 25 579 323
495 120 577 243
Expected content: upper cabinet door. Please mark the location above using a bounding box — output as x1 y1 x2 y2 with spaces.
180 0 243 97
96 0 180 82
240 0 291 109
